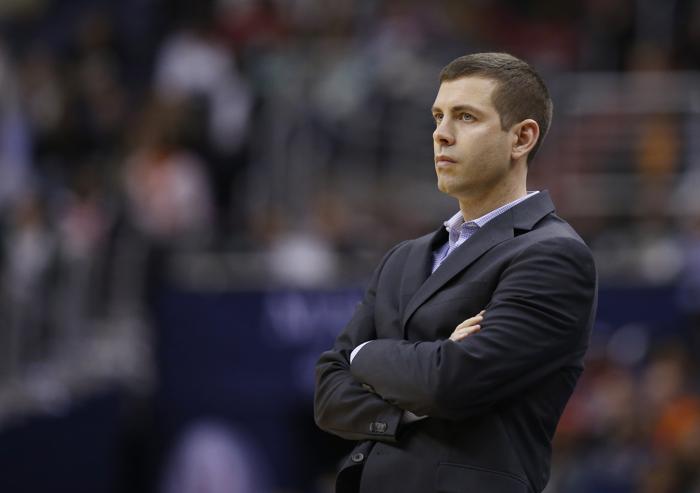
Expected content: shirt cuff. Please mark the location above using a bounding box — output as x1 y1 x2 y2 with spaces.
401 410 427 424
350 340 373 363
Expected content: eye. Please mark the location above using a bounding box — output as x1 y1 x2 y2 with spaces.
433 113 443 124
459 113 474 121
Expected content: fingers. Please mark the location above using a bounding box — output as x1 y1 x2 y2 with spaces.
454 311 485 331
450 310 486 342
449 324 481 342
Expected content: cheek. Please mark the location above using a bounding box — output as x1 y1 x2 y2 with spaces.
475 132 511 160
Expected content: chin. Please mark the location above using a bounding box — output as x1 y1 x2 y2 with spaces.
437 184 460 199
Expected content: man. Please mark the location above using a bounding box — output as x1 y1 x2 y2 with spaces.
314 52 597 493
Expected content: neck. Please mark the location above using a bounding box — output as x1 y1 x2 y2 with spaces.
457 181 527 222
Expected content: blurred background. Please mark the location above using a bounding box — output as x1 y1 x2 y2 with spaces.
0 0 699 492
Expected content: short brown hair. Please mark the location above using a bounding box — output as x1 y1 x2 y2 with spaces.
439 52 553 163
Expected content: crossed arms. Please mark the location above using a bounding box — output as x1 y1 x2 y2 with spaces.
314 237 596 442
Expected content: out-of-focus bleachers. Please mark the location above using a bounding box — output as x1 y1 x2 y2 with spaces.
2 1 700 492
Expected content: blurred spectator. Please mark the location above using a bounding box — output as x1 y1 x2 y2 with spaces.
154 24 251 156
154 20 252 231
216 0 289 51
0 192 54 379
0 42 32 210
52 165 112 349
118 98 214 309
123 99 213 244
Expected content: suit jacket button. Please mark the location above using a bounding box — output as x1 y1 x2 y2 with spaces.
351 453 365 463
370 421 387 433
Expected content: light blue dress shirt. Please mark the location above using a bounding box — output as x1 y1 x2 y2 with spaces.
431 191 539 273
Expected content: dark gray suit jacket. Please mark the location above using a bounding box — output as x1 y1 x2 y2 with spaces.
314 191 598 493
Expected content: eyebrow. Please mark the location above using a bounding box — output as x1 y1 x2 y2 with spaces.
431 104 484 116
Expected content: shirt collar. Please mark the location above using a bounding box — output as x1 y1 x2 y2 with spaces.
443 191 540 235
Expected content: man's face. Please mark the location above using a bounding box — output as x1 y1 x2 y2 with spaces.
432 76 514 199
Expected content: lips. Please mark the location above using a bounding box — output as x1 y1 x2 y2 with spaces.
435 155 457 167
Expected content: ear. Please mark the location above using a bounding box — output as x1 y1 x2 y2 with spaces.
510 119 540 161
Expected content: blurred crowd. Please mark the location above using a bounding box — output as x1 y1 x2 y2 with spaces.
545 325 700 492
1 0 700 492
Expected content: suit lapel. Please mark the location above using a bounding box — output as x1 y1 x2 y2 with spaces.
400 191 556 331
398 227 447 315
401 211 514 329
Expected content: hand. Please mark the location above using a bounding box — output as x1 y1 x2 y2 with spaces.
449 310 485 342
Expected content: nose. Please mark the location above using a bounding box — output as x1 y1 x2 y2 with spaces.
433 119 454 146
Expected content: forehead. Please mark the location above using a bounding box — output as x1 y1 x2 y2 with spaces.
432 76 499 112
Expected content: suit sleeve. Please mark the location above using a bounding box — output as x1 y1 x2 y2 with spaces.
314 243 406 442
349 237 597 420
